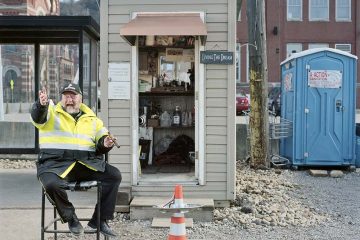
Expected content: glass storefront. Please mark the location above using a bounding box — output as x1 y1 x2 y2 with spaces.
0 42 98 151
0 45 35 148
0 16 100 154
39 44 79 104
82 33 99 113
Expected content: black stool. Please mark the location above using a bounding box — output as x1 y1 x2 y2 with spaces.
41 180 108 240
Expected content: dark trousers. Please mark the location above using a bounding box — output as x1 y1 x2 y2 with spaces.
39 162 122 222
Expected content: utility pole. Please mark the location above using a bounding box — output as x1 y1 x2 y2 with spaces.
246 0 269 168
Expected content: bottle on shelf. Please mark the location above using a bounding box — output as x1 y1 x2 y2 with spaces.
172 106 181 127
181 111 188 126
160 111 171 127
152 75 157 88
187 111 192 126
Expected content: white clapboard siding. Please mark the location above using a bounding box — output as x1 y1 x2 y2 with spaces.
207 79 228 89
207 22 228 32
103 0 236 201
207 89 227 97
206 98 227 107
108 146 131 155
108 117 131 127
207 144 227 154
207 135 227 145
108 127 131 136
206 154 227 163
206 107 227 117
207 69 228 79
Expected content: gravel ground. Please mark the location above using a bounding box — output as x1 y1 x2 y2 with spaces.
0 159 36 169
1 158 359 240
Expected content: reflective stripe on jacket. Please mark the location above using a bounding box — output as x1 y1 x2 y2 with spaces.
31 102 109 177
33 103 107 150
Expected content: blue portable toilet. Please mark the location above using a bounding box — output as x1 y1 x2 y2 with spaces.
280 48 357 167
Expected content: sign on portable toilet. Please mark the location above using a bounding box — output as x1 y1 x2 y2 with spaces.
280 48 357 168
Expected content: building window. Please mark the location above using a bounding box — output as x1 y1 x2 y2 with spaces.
336 0 351 21
236 43 250 83
309 0 329 21
286 43 302 58
308 43 329 49
287 0 302 21
236 43 241 83
335 44 351 53
245 45 249 83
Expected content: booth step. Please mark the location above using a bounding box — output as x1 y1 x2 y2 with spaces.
116 187 132 205
115 187 132 213
130 196 214 222
115 205 130 213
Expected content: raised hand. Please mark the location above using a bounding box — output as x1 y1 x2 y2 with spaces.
39 87 48 106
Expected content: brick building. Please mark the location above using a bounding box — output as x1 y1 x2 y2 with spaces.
0 0 59 15
237 0 359 102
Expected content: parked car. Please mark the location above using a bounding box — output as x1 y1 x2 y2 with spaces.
268 86 281 116
236 91 250 115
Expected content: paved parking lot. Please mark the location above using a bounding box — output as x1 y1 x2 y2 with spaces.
0 169 97 240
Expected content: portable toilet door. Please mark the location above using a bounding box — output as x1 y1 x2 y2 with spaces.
281 48 357 167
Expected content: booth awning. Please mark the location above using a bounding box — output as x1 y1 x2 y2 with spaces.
120 13 207 45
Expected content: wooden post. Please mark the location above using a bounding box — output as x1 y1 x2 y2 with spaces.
246 0 269 168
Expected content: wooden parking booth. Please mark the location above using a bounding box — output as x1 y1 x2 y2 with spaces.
100 1 237 216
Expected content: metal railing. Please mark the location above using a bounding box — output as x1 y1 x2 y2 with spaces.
241 110 293 167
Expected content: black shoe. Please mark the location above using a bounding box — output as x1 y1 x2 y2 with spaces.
88 219 118 237
68 214 84 236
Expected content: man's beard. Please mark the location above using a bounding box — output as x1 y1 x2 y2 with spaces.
64 105 80 114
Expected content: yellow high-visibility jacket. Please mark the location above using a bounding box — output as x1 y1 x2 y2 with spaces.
31 101 110 177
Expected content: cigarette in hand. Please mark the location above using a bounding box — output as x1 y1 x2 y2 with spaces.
108 132 120 148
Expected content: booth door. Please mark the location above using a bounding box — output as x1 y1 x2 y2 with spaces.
305 58 344 165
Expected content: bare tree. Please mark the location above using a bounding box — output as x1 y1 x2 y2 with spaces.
59 0 100 24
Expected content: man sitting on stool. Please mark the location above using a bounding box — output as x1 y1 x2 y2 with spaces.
31 83 121 237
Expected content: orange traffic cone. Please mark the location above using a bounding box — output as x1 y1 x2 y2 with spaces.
168 212 187 240
173 185 185 208
168 185 187 240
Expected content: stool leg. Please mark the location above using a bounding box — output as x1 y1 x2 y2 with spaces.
54 207 57 240
97 182 101 240
41 188 45 240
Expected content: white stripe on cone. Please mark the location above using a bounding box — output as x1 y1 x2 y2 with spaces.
173 198 184 208
169 213 186 237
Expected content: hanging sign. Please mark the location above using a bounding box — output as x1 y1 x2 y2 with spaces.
308 70 342 88
108 62 130 99
284 72 293 92
108 81 130 99
108 63 130 82
200 51 234 65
